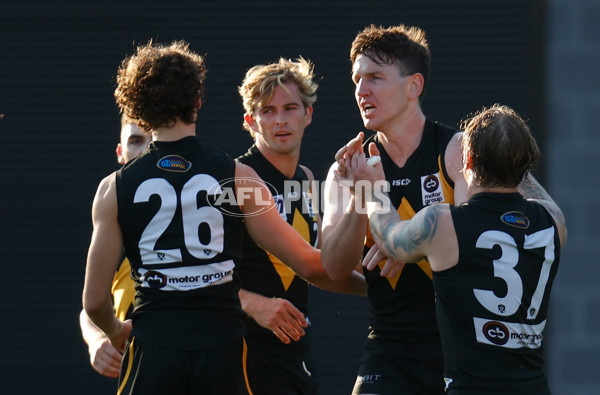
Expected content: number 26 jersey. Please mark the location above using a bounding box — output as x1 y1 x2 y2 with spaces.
116 136 245 350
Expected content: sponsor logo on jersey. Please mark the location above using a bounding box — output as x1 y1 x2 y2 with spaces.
482 321 510 345
145 270 167 289
139 261 235 291
474 317 545 349
421 173 445 206
392 178 411 186
500 211 530 229
355 374 382 385
156 155 192 172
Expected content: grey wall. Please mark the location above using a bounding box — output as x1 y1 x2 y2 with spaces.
546 0 600 394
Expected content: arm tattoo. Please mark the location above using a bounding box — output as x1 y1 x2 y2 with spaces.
519 174 555 202
372 205 441 260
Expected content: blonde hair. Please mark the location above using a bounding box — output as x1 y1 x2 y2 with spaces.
238 57 318 136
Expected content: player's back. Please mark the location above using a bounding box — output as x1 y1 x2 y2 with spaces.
115 136 246 350
435 192 560 394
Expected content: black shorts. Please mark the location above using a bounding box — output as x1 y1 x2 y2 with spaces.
118 337 251 395
351 336 444 395
245 340 318 395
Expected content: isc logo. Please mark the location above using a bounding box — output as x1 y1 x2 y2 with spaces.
392 178 411 186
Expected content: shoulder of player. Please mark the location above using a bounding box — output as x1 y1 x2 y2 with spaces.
528 198 568 246
96 171 118 198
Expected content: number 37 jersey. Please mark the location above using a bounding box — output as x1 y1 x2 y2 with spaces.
115 136 245 350
435 192 560 393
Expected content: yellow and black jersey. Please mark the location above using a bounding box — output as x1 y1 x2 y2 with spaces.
237 145 319 357
363 119 458 345
436 193 559 393
116 136 245 350
111 257 135 321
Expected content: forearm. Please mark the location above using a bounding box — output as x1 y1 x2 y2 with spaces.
79 309 107 346
239 288 268 318
308 269 367 296
366 194 404 261
83 295 122 339
321 196 368 280
518 173 555 202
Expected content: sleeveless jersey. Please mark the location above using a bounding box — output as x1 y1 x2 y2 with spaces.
436 192 559 394
237 145 319 358
364 120 459 342
111 257 134 321
363 119 458 345
116 136 245 350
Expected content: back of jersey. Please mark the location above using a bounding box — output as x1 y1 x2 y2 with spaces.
116 136 245 350
435 192 560 394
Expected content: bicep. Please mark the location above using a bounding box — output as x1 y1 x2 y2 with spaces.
84 176 124 302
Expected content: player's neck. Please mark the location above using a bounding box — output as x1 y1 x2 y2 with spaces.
153 120 196 142
467 184 519 199
256 144 300 179
376 111 426 167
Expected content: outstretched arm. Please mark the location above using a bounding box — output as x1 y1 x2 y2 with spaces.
236 163 367 295
320 133 371 280
344 150 456 272
519 173 555 202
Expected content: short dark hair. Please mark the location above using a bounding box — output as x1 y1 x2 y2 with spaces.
350 24 430 96
114 40 207 132
461 104 540 188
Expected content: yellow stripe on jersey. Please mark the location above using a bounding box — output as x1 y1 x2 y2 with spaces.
365 154 454 288
117 337 135 395
242 337 254 395
266 208 311 291
438 155 455 206
111 258 135 321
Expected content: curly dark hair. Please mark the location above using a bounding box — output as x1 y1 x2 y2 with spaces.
350 24 430 98
114 40 207 132
461 104 540 188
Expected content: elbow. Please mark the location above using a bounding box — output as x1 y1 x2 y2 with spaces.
321 254 352 281
299 263 328 283
82 292 108 320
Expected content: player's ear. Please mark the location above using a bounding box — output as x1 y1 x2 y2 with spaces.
304 105 313 127
463 150 474 170
244 113 259 134
407 73 424 100
116 143 125 164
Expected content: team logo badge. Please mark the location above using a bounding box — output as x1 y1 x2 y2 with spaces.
156 155 192 172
